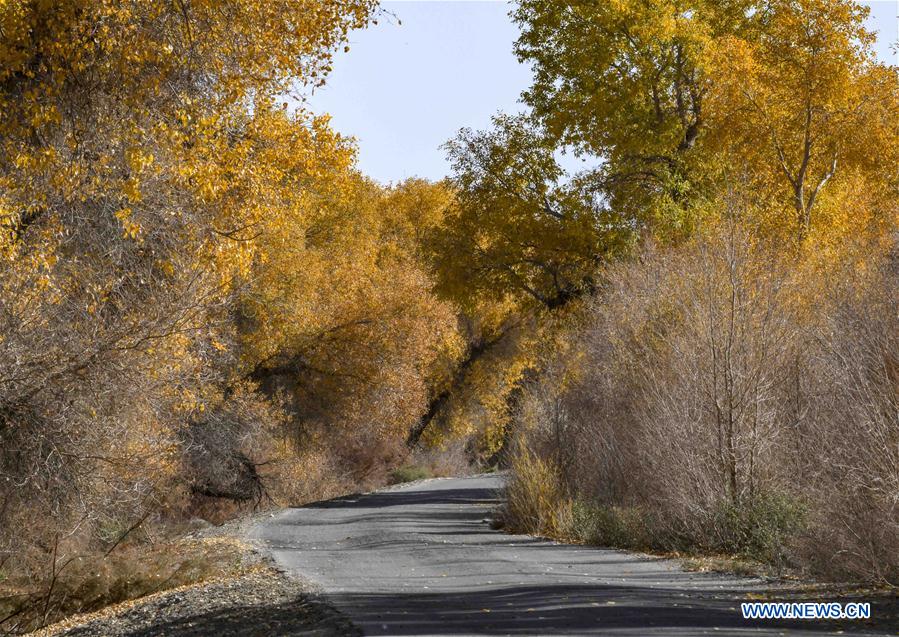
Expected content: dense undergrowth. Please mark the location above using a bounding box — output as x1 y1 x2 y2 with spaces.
504 226 898 585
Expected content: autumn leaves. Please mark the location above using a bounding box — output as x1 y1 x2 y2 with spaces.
1 3 897 625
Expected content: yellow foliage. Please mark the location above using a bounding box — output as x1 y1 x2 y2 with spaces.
706 0 899 246
242 174 465 460
514 0 899 245
0 0 386 575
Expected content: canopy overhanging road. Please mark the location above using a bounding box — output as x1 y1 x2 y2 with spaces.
250 474 888 637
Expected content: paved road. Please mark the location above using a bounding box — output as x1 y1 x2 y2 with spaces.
250 474 891 636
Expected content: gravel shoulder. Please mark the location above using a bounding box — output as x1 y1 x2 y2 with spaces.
33 569 356 637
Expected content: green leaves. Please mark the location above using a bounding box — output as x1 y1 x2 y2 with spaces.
435 115 630 312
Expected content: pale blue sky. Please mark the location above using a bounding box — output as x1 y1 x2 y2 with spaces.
305 0 899 184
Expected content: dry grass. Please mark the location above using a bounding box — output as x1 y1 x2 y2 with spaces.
0 537 252 634
503 448 572 538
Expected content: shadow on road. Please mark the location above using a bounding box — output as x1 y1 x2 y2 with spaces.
325 585 882 636
102 586 885 637
300 485 501 510
256 478 895 636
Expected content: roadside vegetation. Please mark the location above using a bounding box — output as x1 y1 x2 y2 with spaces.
0 538 253 633
487 0 899 586
505 225 897 584
1 0 896 632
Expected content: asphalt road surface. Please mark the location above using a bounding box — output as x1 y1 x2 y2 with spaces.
250 474 893 637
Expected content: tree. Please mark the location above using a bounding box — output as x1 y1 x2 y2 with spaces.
435 114 630 313
513 0 752 229
0 0 376 580
706 0 899 246
242 174 464 478
512 0 899 245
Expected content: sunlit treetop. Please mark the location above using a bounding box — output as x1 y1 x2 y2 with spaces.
512 0 898 244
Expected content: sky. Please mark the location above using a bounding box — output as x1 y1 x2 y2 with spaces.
304 0 899 184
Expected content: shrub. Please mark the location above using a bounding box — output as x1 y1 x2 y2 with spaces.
711 492 807 565
503 448 571 537
563 501 650 549
508 224 898 583
389 465 433 484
